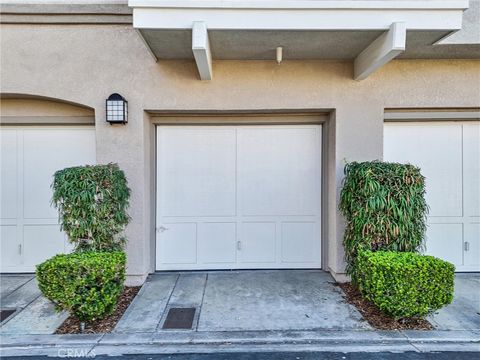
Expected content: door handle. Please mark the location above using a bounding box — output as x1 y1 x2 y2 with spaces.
464 242 470 251
237 241 241 251
157 226 169 233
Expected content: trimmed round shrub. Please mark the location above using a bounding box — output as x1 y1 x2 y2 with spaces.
339 161 428 277
36 251 126 322
52 163 130 252
356 251 454 319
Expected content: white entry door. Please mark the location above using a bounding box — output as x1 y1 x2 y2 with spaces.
384 121 480 272
1 126 96 272
156 125 322 270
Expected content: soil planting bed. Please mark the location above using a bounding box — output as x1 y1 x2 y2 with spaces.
338 282 433 330
56 286 141 334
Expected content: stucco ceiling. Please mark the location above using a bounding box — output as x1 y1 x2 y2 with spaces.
140 30 383 60
134 0 479 61
140 29 480 60
440 0 480 45
400 31 480 59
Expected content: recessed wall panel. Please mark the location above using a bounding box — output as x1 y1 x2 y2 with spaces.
23 225 65 268
1 129 18 220
0 226 20 270
464 124 480 217
464 223 480 267
425 223 463 266
384 124 463 217
23 128 96 219
281 222 317 263
158 128 236 217
198 223 236 264
240 222 276 263
237 127 320 216
158 223 197 265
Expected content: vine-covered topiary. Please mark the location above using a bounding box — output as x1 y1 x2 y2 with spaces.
339 161 428 278
52 163 130 252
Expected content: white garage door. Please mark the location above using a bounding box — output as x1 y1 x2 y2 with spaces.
384 122 480 272
156 125 322 270
1 126 96 272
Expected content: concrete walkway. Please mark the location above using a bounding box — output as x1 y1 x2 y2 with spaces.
0 275 68 335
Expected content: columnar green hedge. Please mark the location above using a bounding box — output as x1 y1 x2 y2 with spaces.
52 163 130 252
37 251 126 322
356 251 455 319
339 161 428 277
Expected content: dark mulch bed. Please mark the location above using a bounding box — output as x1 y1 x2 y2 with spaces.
56 286 141 334
337 282 433 330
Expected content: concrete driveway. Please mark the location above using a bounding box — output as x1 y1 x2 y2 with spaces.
1 271 480 357
429 273 480 330
115 270 370 333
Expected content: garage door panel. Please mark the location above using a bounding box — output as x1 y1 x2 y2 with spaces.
1 129 18 220
23 225 65 269
158 128 236 217
198 223 236 264
384 124 463 217
0 226 20 270
156 125 322 270
23 129 96 219
425 223 463 266
463 124 480 217
281 222 318 263
385 121 479 272
237 127 320 216
0 126 96 272
464 224 480 267
157 223 197 265
239 222 276 264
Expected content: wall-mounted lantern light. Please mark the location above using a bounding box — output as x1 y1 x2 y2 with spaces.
106 93 128 124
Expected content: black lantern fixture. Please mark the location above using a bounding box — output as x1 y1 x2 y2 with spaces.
106 93 128 124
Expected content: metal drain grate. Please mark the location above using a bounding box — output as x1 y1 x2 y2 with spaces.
0 309 16 323
162 307 196 329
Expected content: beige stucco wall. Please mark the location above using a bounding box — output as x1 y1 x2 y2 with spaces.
0 98 93 117
1 24 479 284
